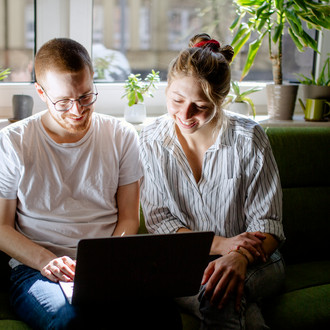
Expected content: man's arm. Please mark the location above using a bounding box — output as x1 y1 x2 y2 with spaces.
0 198 75 282
113 181 140 237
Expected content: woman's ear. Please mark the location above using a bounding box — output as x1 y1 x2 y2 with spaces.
35 82 47 102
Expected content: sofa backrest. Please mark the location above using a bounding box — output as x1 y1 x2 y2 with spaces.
265 127 330 264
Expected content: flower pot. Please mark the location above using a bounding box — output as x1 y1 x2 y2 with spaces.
229 102 250 116
299 85 330 101
11 94 33 121
266 84 298 120
124 103 146 124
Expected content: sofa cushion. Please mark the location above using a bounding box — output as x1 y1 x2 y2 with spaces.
284 261 330 292
281 187 330 263
0 292 15 320
263 284 330 330
265 127 330 188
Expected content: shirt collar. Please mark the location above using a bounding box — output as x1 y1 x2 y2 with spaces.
151 113 234 150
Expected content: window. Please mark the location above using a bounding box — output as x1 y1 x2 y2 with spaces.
0 0 35 82
0 0 328 118
92 0 315 83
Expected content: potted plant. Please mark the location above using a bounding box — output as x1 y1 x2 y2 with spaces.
122 70 160 124
296 55 330 100
223 81 262 117
230 0 330 120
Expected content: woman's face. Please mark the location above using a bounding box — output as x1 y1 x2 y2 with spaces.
166 75 217 135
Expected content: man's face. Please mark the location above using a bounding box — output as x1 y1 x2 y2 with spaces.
36 66 95 136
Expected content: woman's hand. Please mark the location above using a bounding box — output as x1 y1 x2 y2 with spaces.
212 231 267 262
41 256 76 283
201 252 248 311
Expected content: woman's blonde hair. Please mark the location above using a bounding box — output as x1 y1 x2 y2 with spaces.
167 33 234 127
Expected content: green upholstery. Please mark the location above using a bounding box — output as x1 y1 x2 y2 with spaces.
0 126 329 329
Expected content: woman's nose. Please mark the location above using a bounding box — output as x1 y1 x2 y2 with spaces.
181 103 195 119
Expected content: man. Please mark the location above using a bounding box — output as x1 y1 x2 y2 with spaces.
0 38 143 329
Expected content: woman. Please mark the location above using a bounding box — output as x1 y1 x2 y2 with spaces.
140 33 285 329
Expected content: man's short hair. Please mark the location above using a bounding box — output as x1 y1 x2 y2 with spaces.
35 38 93 86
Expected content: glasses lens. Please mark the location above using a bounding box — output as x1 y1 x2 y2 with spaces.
80 93 97 106
54 100 72 111
54 93 97 111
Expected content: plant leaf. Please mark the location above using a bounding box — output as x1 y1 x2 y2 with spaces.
288 27 305 52
241 35 264 80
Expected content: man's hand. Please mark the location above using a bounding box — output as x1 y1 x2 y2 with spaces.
201 252 248 311
41 256 76 283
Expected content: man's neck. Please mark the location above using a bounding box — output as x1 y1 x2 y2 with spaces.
41 111 90 144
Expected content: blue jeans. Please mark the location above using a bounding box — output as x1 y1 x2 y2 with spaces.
176 250 285 330
10 265 183 330
10 265 80 330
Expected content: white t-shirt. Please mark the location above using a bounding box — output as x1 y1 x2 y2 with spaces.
0 111 142 263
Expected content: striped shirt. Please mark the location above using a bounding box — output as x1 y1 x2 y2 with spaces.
139 112 285 241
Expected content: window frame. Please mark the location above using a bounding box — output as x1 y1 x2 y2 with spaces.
0 0 329 118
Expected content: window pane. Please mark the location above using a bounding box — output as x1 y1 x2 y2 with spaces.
0 0 35 83
92 0 315 83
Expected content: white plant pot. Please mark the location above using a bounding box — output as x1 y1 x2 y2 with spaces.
229 102 250 116
124 103 146 124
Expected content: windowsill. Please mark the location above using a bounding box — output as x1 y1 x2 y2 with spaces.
257 115 330 127
1 114 329 132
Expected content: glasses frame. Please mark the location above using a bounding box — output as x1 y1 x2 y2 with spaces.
39 84 98 112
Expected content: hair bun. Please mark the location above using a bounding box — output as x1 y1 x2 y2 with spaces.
220 45 234 64
189 33 212 48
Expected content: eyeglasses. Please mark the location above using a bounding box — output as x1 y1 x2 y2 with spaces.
39 84 98 112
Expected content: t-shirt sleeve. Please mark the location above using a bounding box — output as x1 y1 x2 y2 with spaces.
117 123 143 186
0 130 20 199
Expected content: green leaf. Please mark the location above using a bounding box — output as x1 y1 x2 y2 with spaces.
273 23 284 44
235 0 264 6
285 10 303 35
275 0 284 10
292 0 308 12
240 86 263 97
231 23 250 47
300 30 318 52
288 27 304 52
0 67 11 81
230 15 241 31
256 2 269 18
232 32 252 62
137 92 144 103
242 97 256 118
241 37 263 80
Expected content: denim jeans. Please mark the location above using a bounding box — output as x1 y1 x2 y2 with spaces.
10 265 183 330
176 250 285 330
9 265 79 330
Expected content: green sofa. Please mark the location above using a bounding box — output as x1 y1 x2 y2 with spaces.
1 126 329 329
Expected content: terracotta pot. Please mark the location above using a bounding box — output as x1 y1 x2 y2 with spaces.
266 84 298 120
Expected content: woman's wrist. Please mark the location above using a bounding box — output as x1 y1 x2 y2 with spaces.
228 246 254 265
210 236 227 255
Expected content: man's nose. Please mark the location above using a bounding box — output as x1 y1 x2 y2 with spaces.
69 100 83 115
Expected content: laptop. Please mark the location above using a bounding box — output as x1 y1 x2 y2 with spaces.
60 231 214 306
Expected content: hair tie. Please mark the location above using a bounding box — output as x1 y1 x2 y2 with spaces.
193 39 220 51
